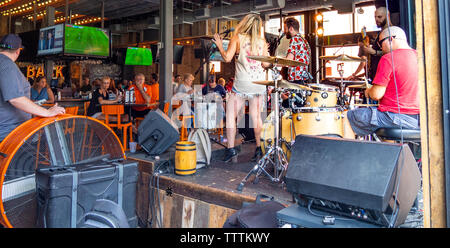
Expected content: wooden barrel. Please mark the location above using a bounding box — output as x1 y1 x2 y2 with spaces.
175 141 197 176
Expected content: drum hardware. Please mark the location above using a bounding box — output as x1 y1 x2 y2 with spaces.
247 55 307 67
253 80 313 91
319 54 366 63
238 67 290 192
320 54 368 107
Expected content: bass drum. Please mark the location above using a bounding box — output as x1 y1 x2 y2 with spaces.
260 110 295 161
292 107 345 138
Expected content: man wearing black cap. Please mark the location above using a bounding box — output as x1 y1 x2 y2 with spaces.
0 34 65 142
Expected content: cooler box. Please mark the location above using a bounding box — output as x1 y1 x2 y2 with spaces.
35 162 138 228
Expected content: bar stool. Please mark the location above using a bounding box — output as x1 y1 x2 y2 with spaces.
374 128 422 163
84 101 90 116
101 105 133 151
179 115 195 141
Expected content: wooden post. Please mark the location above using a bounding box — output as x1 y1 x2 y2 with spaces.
415 0 447 228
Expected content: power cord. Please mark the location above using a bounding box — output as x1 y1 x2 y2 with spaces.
148 157 170 228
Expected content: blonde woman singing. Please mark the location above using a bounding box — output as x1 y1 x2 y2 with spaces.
213 14 270 162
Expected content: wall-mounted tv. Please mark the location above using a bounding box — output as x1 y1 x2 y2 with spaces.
148 44 183 64
37 24 64 56
64 24 110 57
125 47 153 66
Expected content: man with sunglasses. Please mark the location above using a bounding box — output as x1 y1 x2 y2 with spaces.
343 26 420 138
0 34 65 142
348 6 391 81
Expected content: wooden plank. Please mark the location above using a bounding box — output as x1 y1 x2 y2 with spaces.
416 0 447 227
161 189 173 228
169 193 184 228
181 198 196 228
193 199 210 228
208 204 236 228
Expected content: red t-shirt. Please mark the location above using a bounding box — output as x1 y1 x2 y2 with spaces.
373 49 419 115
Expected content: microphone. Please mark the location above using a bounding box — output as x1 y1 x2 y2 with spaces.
220 28 235 36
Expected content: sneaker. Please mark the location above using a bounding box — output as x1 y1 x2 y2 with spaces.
251 146 263 162
222 147 238 162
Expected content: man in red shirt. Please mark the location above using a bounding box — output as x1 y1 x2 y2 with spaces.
343 26 420 138
284 17 311 84
128 73 152 118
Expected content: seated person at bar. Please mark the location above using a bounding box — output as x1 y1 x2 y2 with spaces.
108 78 120 100
343 26 420 139
202 78 226 98
0 34 65 142
128 73 153 118
87 76 123 119
176 73 195 97
31 76 55 104
80 76 92 93
150 73 159 104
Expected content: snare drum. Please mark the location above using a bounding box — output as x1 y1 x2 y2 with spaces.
261 110 294 161
292 107 344 138
305 84 339 108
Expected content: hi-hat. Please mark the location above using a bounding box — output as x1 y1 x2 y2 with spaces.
253 80 312 90
320 54 366 62
247 55 307 67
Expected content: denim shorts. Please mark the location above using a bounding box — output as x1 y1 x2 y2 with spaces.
347 107 420 136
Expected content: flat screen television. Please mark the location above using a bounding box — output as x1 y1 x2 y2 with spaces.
148 44 183 64
37 24 64 56
64 24 110 57
124 47 153 66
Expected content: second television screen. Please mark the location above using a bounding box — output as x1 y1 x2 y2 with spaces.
37 24 64 56
64 25 110 57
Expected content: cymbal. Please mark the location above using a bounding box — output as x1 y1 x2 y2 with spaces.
319 54 366 62
253 80 312 90
347 84 367 89
247 55 307 67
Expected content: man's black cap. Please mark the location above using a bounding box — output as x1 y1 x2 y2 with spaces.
0 34 24 50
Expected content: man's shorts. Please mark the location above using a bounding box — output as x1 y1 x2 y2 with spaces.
347 107 420 136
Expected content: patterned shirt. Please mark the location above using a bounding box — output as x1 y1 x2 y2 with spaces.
287 33 311 81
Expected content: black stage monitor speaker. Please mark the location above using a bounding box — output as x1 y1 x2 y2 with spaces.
285 135 421 227
138 109 179 156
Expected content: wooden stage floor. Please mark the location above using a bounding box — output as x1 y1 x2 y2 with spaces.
127 138 423 228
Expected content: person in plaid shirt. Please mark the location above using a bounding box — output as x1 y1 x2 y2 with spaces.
284 18 311 84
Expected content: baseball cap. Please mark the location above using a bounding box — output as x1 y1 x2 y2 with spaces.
0 34 24 50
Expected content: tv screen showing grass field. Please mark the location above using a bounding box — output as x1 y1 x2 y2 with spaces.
64 25 110 57
125 47 153 66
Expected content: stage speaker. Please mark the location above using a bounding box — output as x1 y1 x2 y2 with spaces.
285 135 421 227
138 109 179 156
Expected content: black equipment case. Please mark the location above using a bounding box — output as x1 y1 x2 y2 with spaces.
35 162 138 228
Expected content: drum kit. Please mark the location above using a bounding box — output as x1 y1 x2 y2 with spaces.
236 54 368 192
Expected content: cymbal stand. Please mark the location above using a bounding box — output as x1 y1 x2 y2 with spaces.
337 63 347 106
237 66 289 192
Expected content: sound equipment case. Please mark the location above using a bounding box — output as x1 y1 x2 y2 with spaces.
35 162 138 228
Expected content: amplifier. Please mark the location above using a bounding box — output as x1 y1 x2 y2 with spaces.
285 135 421 227
35 162 138 228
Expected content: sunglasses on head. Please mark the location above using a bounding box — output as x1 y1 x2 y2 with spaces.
378 35 396 47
